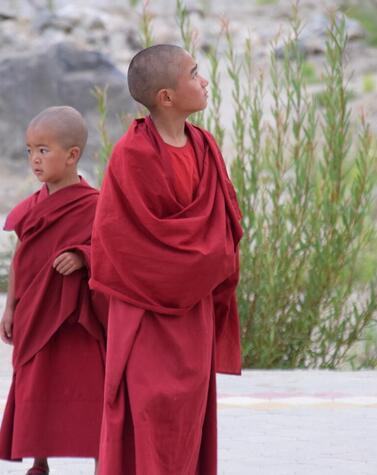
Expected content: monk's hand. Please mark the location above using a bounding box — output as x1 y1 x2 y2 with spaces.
0 308 13 345
53 251 85 276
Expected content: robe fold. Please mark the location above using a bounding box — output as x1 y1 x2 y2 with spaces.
0 180 107 460
91 116 243 475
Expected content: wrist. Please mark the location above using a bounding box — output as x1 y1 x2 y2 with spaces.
74 250 86 268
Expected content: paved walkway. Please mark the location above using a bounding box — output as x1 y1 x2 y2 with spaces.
0 293 377 473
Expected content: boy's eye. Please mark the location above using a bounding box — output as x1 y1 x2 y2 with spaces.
26 148 31 156
39 147 48 154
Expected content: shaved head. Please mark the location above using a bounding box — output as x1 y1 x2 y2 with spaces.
28 106 88 157
127 44 188 110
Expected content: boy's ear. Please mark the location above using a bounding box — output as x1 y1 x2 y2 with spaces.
67 146 81 164
156 88 173 108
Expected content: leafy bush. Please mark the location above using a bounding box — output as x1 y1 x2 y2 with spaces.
229 13 377 368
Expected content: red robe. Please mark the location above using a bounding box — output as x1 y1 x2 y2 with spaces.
90 116 243 475
0 180 107 460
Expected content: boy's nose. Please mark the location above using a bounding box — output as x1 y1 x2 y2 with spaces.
30 152 41 163
199 75 208 87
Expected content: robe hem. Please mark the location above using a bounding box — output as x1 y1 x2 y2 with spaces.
216 369 242 376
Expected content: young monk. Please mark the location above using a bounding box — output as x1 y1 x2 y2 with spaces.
90 44 243 475
0 106 106 475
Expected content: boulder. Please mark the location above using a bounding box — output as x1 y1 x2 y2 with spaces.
0 41 135 173
275 13 366 58
0 8 15 20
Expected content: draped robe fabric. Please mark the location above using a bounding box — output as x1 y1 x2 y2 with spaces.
0 180 107 460
90 116 243 475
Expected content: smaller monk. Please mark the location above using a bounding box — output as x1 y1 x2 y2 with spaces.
0 106 107 475
91 45 243 474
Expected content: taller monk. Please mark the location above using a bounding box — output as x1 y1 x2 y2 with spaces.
90 44 243 475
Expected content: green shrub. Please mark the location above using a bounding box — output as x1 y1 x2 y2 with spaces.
313 88 357 107
230 13 377 368
348 323 377 369
92 86 113 185
302 61 319 85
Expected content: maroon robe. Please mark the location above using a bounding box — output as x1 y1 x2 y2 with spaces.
0 180 107 460
90 117 243 475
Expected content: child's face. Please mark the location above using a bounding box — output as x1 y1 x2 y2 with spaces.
26 124 75 185
171 52 208 115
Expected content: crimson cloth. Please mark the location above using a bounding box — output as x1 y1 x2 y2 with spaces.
0 180 107 460
90 116 243 475
165 139 200 206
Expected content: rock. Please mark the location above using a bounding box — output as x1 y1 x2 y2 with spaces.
0 20 23 49
56 4 108 32
125 27 144 51
275 13 366 58
0 0 29 20
0 41 135 172
0 8 15 21
34 11 76 34
152 18 181 44
302 13 365 43
33 5 110 36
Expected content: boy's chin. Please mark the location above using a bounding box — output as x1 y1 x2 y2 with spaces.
34 175 50 185
189 104 207 115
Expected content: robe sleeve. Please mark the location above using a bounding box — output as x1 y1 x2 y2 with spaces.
4 197 34 233
62 244 92 273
